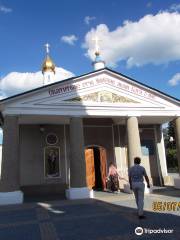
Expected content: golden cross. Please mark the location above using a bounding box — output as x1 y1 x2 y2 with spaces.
92 36 102 53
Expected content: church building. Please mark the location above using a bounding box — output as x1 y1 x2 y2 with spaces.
0 44 180 205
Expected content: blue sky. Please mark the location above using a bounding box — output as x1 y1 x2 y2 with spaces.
0 0 180 142
0 0 180 96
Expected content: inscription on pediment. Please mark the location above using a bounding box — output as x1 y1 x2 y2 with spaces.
65 91 139 103
49 77 156 101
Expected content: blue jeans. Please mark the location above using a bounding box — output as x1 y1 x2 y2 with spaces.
132 182 145 216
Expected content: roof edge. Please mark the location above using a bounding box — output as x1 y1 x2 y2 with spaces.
105 67 180 104
0 68 106 104
0 67 179 105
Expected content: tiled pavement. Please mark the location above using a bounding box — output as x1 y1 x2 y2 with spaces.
0 187 179 240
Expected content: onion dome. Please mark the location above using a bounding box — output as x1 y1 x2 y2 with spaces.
42 55 55 74
42 43 55 74
93 51 105 70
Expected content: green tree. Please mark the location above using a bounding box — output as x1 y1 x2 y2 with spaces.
167 121 176 146
164 121 178 171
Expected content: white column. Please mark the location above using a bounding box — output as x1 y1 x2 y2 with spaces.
66 117 93 199
127 117 141 167
154 125 169 186
0 116 23 205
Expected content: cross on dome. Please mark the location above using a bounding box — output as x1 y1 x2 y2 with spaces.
92 35 105 70
45 43 50 55
92 36 102 55
42 43 56 78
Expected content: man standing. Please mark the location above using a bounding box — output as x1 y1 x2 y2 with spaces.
128 157 150 219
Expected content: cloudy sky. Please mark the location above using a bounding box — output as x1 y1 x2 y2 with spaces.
0 0 180 142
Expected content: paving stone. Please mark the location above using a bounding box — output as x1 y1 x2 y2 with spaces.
0 188 179 240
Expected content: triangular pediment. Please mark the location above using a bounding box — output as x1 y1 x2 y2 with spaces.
0 68 179 121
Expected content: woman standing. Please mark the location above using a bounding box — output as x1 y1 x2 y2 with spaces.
107 163 120 192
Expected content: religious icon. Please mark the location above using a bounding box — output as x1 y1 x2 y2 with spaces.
98 91 112 102
44 146 60 178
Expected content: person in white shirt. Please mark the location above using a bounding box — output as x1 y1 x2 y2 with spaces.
128 157 150 219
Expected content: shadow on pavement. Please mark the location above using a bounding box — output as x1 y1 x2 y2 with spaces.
0 198 179 240
23 193 66 203
152 186 180 198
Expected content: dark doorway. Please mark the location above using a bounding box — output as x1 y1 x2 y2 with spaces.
85 146 107 191
93 148 102 190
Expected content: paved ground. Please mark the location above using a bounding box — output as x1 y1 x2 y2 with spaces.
0 187 179 240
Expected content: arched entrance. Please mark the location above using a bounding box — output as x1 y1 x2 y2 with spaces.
85 146 107 190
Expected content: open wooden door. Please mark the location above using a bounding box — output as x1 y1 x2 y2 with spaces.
99 147 107 190
85 148 95 189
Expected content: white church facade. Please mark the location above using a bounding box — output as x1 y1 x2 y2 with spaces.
0 46 180 205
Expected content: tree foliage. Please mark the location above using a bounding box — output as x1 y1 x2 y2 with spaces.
164 121 178 171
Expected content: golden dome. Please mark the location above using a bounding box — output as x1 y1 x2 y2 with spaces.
42 55 55 74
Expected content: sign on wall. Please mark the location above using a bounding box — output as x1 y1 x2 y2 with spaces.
48 77 156 100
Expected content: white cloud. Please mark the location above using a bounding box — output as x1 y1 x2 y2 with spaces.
170 3 180 11
0 67 74 98
0 5 12 13
168 73 180 86
83 11 180 68
84 16 96 25
61 35 78 45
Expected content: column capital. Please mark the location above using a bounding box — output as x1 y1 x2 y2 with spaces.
174 116 180 122
127 115 141 118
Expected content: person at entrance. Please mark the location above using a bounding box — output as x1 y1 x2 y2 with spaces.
128 157 150 219
107 163 121 192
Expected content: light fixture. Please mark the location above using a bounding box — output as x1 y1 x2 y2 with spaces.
40 125 45 132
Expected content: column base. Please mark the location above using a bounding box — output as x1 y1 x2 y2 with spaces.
163 175 174 186
0 191 23 205
174 178 180 189
66 187 94 199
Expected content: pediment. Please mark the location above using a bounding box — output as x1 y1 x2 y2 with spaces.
1 68 179 119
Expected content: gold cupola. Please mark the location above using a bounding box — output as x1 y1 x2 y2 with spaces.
42 43 55 74
42 55 55 74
